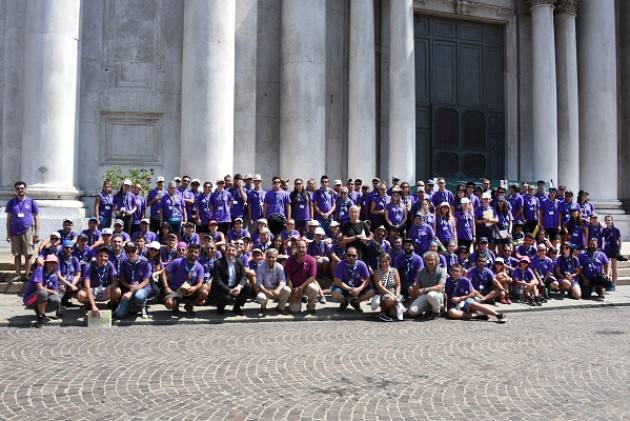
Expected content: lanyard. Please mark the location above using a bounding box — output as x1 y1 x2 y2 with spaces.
96 264 108 285
127 260 138 283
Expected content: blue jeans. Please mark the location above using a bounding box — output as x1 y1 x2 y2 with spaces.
115 287 149 318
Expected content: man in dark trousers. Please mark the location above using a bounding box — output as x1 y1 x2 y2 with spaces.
211 243 255 315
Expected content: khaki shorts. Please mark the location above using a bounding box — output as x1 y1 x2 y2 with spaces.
11 229 34 257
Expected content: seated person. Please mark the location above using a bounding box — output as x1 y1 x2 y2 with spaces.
38 231 62 259
554 242 582 299
57 218 78 243
181 221 200 246
394 239 424 298
514 234 536 259
445 263 505 322
407 251 446 319
226 218 250 243
81 217 102 247
530 243 555 299
331 247 374 312
578 238 612 299
371 253 404 322
131 218 157 243
22 254 62 327
284 239 324 314
163 244 207 314
512 256 542 306
210 243 254 315
427 240 447 268
255 248 291 312
77 247 121 317
466 255 506 303
306 227 331 275
72 233 92 268
467 237 496 269
491 257 512 304
57 240 82 312
115 242 153 319
112 219 131 242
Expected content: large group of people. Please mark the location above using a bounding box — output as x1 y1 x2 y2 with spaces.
4 173 626 327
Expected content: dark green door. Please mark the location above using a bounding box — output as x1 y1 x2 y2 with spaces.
414 15 505 181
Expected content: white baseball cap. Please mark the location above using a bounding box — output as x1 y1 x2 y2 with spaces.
156 176 165 182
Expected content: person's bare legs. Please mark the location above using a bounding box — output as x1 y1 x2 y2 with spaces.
13 255 22 279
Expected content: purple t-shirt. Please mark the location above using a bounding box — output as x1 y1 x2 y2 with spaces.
81 229 101 246
264 190 289 217
72 245 92 265
166 258 205 289
336 198 354 224
385 203 405 226
508 193 524 221
431 190 454 208
133 194 146 225
181 232 201 246
83 261 117 288
445 276 474 304
226 229 250 242
59 255 81 279
119 258 152 286
57 229 77 242
522 195 540 221
334 260 370 288
394 252 424 289
530 256 554 277
147 188 165 217
602 226 621 255
229 187 247 219
180 189 197 220
512 267 535 283
160 194 185 220
555 255 579 276
307 241 331 258
435 215 454 244
196 193 212 225
97 191 113 218
467 266 494 294
210 190 232 223
247 189 266 221
313 188 335 215
455 210 474 241
5 196 39 236
131 230 157 243
540 198 560 229
113 191 136 214
408 223 435 255
578 250 608 278
23 267 58 305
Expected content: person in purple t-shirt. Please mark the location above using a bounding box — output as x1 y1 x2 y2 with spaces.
163 244 207 315
247 174 266 228
129 183 146 235
131 219 157 244
331 247 374 312
578 238 612 298
181 221 201 246
445 264 505 322
115 242 153 319
455 198 475 251
264 177 291 219
146 176 166 233
512 256 542 306
22 254 62 327
369 183 389 229
94 180 114 229
521 184 540 234
408 213 435 256
5 181 40 281
113 179 137 234
602 215 623 286
210 179 233 234
384 189 407 236
77 247 120 318
540 187 561 247
159 181 187 235
554 242 582 299
313 175 336 233
228 175 248 221
431 178 454 209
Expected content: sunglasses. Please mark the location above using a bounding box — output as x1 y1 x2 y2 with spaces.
346 254 357 258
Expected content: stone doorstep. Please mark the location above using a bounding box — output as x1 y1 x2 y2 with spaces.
3 287 630 328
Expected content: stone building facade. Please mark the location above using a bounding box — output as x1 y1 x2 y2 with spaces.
0 0 629 237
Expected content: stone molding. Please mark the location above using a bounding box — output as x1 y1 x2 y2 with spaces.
455 0 473 15
527 0 556 9
555 0 578 15
99 111 163 165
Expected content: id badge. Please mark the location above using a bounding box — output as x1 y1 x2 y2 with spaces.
233 200 238 205
104 206 111 210
17 213 25 218
299 204 305 209
548 211 554 215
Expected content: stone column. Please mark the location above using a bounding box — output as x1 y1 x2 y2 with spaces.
348 0 376 182
388 0 415 183
530 0 558 184
578 0 618 201
21 0 81 198
181 0 235 182
279 0 326 181
555 0 579 191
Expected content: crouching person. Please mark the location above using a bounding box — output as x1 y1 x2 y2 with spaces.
77 247 121 318
210 243 254 315
22 255 62 327
371 253 405 322
255 248 291 312
407 251 445 319
284 239 322 314
331 247 374 313
115 242 153 319
579 238 612 299
446 264 505 322
163 244 207 315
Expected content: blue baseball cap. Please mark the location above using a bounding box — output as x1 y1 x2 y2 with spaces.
62 240 74 248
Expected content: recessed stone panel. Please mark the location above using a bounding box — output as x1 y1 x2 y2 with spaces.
100 111 162 165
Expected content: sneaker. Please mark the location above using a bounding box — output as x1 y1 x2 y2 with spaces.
476 314 490 321
534 297 542 306
350 300 363 313
378 313 393 322
141 305 149 319
396 303 406 321
301 296 308 304
617 254 628 262
496 312 506 323
35 314 45 328
338 302 348 312
55 305 63 319
318 296 327 305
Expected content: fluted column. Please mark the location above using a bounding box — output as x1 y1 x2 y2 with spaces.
388 0 415 183
555 0 579 191
578 0 618 201
279 0 326 181
21 0 81 198
530 0 558 184
348 0 376 182
181 0 235 182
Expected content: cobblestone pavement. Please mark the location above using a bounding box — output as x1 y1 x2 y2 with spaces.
1 307 629 421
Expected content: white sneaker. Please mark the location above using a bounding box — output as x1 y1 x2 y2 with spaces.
318 296 327 304
396 303 405 321
141 306 149 319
